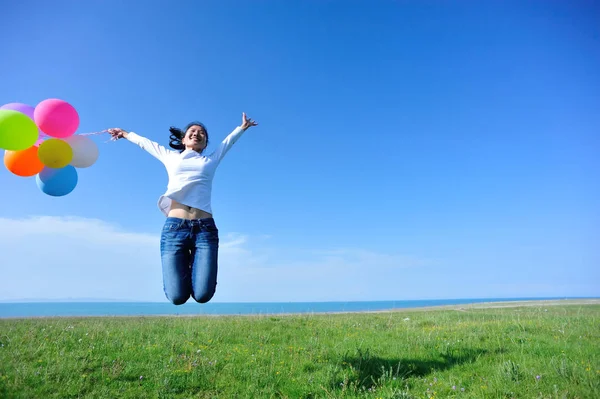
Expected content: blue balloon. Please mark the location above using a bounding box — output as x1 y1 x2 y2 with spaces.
36 166 78 197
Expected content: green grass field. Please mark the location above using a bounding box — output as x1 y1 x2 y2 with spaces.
1 303 598 398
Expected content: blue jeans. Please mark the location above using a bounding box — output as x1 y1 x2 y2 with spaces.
160 217 219 305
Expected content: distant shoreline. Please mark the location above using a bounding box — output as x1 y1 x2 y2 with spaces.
213 298 600 317
382 298 600 313
1 298 598 320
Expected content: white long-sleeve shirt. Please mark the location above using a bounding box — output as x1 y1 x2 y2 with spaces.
126 126 246 216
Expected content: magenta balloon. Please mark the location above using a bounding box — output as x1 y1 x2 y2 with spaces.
0 103 42 134
34 99 79 138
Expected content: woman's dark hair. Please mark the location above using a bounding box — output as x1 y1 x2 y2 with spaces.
169 121 209 152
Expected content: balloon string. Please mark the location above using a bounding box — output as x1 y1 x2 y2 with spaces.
79 130 116 143
79 130 109 136
38 130 116 143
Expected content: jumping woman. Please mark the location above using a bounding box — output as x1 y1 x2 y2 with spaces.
108 113 258 305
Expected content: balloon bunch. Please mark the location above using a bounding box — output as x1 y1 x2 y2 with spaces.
0 99 99 197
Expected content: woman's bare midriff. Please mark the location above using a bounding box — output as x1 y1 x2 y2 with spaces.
168 200 213 220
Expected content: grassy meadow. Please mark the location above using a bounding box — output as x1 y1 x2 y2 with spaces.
0 302 598 398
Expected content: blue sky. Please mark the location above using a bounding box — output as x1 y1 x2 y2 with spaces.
0 1 598 302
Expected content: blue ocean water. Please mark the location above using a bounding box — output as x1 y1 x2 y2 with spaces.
0 297 577 318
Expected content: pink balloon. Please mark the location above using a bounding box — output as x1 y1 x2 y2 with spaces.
34 99 79 138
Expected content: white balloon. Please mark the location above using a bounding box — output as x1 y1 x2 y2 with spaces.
65 135 99 168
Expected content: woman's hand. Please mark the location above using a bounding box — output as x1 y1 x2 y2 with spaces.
108 128 129 140
241 113 258 130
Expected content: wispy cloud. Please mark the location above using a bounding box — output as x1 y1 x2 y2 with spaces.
0 215 433 302
0 215 157 245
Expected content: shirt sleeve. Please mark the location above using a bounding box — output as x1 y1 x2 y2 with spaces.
126 132 175 163
209 126 246 162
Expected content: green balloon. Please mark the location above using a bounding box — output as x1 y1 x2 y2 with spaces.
0 110 39 151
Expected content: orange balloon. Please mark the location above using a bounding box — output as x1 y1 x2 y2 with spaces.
4 145 45 177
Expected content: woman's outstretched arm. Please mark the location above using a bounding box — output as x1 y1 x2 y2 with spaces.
210 113 258 162
108 128 174 163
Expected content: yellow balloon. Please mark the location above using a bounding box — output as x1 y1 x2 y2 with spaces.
38 138 73 168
